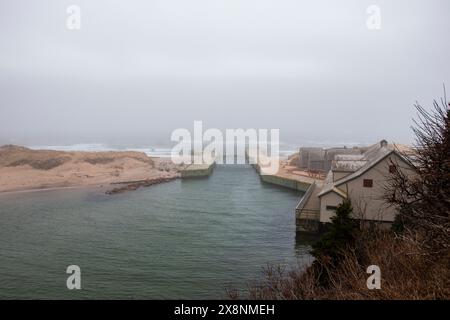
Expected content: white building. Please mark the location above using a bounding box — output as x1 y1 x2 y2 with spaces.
296 140 413 231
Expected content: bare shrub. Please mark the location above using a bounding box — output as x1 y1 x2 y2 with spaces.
384 96 450 252
231 229 449 300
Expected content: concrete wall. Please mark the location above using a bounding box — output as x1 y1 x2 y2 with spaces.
259 174 311 192
181 163 215 178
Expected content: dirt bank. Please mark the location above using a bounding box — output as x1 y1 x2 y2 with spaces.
0 145 182 193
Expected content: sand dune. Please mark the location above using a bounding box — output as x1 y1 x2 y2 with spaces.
0 145 181 193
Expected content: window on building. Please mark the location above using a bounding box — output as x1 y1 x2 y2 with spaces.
326 205 338 211
363 179 373 188
389 164 396 173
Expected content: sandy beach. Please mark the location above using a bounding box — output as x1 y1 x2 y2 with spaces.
0 145 181 193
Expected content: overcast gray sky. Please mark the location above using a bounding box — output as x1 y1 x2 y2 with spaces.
0 0 449 146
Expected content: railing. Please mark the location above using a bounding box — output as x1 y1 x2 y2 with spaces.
295 181 316 216
297 209 320 220
295 182 321 231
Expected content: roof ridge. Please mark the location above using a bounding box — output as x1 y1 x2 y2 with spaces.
318 148 397 198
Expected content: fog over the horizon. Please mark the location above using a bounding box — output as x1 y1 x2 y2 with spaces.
0 0 449 147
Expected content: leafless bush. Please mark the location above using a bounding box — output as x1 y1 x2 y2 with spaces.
384 96 450 252
230 229 450 300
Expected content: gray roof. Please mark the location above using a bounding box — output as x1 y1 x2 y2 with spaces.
318 141 403 198
334 154 365 161
332 154 367 171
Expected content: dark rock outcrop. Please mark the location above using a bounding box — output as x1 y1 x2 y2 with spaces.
105 176 178 194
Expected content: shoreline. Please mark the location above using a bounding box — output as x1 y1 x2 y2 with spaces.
0 145 182 195
0 185 83 196
0 175 182 196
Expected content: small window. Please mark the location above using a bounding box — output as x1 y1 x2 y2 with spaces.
326 205 338 211
363 179 373 188
389 164 396 173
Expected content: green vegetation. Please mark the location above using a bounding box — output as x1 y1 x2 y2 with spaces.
311 200 356 264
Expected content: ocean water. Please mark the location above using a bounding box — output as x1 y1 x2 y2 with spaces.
28 142 299 159
0 165 313 299
29 143 175 158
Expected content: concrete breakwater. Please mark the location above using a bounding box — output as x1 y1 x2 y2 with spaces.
106 161 216 194
252 163 324 233
258 172 311 192
181 162 216 178
252 163 311 192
